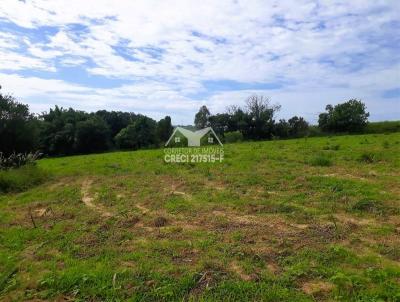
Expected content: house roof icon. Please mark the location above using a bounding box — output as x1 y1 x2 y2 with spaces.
165 127 223 147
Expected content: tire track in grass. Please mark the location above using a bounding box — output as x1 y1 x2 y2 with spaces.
81 179 113 217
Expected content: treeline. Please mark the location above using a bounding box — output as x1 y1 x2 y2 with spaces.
0 86 173 156
194 95 370 142
1 85 397 157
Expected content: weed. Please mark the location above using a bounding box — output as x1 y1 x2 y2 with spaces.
358 152 377 163
309 155 333 167
351 199 382 213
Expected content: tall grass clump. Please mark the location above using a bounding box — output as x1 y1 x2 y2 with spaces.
358 152 378 163
0 165 48 193
309 154 333 167
0 152 47 193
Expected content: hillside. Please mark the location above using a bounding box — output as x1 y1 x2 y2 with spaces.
1 133 400 301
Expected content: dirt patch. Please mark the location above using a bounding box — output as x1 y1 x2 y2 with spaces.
302 280 335 296
229 261 258 281
334 213 375 227
136 204 150 214
211 209 300 232
321 173 367 181
81 179 113 217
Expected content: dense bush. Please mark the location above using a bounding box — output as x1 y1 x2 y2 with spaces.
224 131 243 143
0 152 41 170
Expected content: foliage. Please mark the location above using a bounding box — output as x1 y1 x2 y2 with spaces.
74 117 111 154
243 95 281 140
39 106 88 155
2 86 398 160
194 105 211 129
209 113 230 135
274 119 290 138
309 154 333 166
224 131 243 143
318 99 369 133
358 152 378 163
288 116 309 137
0 164 47 193
95 110 137 138
0 88 38 155
205 95 282 141
157 116 173 144
274 116 309 138
0 152 41 170
115 116 158 149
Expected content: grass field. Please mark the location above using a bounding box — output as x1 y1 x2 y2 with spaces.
1 133 400 301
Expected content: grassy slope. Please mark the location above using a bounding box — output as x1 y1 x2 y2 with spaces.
0 133 400 301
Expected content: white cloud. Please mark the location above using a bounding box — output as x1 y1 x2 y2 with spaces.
0 0 399 123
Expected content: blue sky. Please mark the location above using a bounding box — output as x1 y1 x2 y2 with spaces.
0 0 399 124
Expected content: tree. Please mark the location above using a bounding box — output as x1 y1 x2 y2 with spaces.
194 105 210 129
157 116 173 144
39 106 88 155
274 119 290 138
244 95 281 140
115 116 158 150
74 116 111 154
209 113 230 135
0 87 38 155
95 110 137 139
288 116 309 137
318 99 369 133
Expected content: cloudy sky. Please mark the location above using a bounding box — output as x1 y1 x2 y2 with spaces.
0 0 399 124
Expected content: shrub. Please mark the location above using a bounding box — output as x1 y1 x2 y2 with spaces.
351 199 382 213
323 144 340 151
0 152 41 170
0 165 48 193
224 131 243 143
359 152 377 163
309 154 333 166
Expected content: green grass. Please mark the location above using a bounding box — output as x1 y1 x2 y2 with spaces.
0 165 48 193
0 133 399 301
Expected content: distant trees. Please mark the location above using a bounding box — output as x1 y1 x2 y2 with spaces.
288 116 309 137
95 110 136 138
243 95 281 140
39 106 87 155
194 105 210 129
157 116 173 143
318 99 369 133
37 105 170 155
0 87 38 155
199 95 282 141
115 116 158 150
75 117 110 153
1 84 375 157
